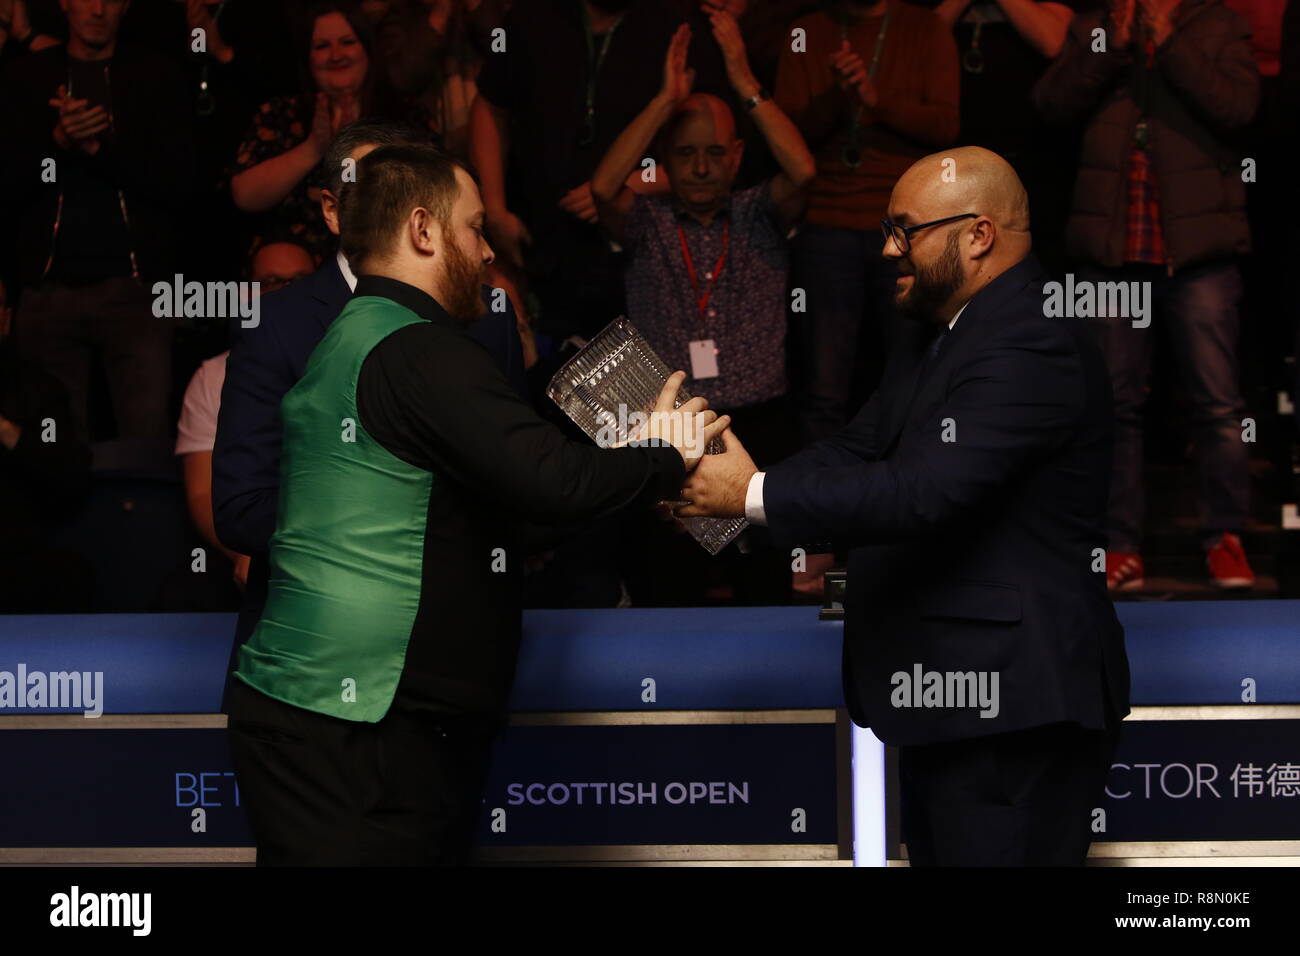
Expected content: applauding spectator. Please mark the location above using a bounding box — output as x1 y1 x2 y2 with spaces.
0 0 193 442
229 2 414 262
776 0 959 442
593 15 815 603
1034 0 1260 591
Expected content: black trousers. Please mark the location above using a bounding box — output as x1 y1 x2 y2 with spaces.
227 679 500 866
14 277 173 442
898 721 1121 867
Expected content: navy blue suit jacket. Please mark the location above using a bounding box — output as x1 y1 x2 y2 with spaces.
212 256 527 676
763 255 1130 747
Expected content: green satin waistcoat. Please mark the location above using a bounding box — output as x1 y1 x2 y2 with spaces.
234 296 432 722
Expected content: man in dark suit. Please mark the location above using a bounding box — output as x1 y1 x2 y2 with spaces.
212 121 528 711
679 146 1130 866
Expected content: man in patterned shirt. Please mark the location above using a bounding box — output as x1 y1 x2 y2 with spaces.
592 11 816 602
592 11 815 470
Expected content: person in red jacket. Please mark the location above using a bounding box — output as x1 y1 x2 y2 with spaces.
1034 0 1260 592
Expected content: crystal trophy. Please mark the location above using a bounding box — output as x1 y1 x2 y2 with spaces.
547 317 748 555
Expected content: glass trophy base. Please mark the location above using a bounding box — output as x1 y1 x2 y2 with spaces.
547 317 748 555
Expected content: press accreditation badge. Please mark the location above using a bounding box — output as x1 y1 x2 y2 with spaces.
689 339 719 380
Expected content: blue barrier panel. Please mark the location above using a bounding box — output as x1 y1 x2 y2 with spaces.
0 608 846 715
0 613 234 715
507 607 843 711
5 602 1300 854
2 602 1299 714
1120 601 1300 704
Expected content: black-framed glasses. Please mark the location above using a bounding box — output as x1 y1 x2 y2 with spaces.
881 214 978 253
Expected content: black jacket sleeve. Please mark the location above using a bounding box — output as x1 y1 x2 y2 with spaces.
356 322 685 524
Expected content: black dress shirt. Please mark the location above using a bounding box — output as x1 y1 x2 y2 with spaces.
353 274 686 715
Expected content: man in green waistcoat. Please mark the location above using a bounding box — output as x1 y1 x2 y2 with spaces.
226 143 728 865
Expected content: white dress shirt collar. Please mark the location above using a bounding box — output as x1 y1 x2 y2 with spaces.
337 250 357 292
948 299 970 331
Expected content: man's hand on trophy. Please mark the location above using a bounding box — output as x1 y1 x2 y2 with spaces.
674 426 757 518
623 371 731 470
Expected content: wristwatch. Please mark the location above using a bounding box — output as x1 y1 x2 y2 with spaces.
742 87 771 112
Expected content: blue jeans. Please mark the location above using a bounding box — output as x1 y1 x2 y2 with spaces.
791 224 900 442
1080 261 1249 552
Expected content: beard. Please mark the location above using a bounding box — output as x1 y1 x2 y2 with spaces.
896 229 964 324
439 227 486 326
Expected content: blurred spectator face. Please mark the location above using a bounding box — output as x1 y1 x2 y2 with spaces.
665 101 743 217
310 11 369 98
250 243 316 293
321 143 382 235
60 0 129 50
436 167 494 325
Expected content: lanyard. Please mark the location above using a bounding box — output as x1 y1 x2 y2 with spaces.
839 1 893 168
59 62 140 282
963 22 984 73
677 220 730 321
578 6 622 146
196 0 230 117
1134 26 1157 150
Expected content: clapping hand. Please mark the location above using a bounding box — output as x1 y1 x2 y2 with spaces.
1109 0 1136 48
662 22 696 106
830 40 878 108
558 181 599 224
1137 0 1178 46
704 4 759 100
49 85 109 154
185 0 233 62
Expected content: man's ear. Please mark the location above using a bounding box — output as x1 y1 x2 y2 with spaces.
320 189 340 235
409 207 438 256
969 217 996 259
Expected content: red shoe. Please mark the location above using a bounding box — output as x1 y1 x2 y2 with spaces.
1207 533 1255 589
1106 552 1145 592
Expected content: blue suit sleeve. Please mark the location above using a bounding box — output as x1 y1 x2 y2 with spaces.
769 386 884 475
211 304 298 555
763 322 1085 549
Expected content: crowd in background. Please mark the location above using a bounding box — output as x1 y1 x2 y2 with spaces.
0 0 1297 614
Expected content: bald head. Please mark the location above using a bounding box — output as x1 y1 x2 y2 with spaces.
667 94 737 146
662 94 744 222
893 146 1030 240
884 147 1033 325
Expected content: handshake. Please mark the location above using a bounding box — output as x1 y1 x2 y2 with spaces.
617 370 759 520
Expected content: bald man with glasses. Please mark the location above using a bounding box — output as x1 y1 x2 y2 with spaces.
678 146 1131 866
